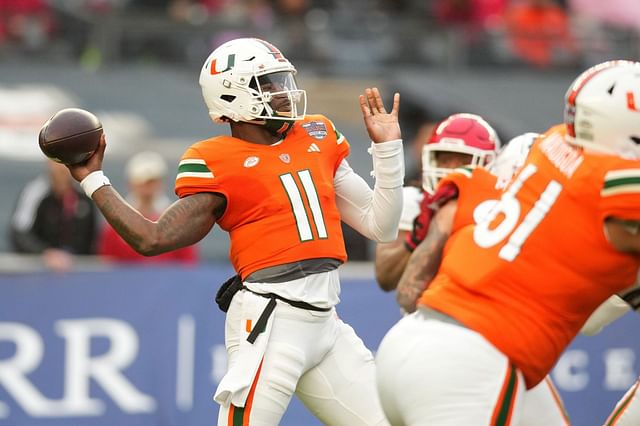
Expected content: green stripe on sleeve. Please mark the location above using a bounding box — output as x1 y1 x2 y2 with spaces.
178 163 211 174
604 176 640 188
601 170 640 196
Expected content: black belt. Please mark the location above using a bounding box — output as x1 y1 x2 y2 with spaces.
214 273 332 344
244 287 331 344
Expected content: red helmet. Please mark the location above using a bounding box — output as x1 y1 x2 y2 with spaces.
422 113 500 193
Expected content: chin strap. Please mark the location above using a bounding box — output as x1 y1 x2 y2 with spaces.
263 117 295 136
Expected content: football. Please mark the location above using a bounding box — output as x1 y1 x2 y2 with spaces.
38 108 103 165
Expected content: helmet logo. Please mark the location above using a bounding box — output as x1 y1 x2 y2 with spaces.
244 156 260 168
279 153 291 163
254 39 287 62
627 92 640 112
210 54 236 75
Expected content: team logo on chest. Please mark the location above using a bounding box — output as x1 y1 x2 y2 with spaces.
301 121 328 140
244 156 260 168
279 153 291 164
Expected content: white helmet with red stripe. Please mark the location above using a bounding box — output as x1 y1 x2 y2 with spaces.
199 38 306 132
565 60 640 159
422 113 500 193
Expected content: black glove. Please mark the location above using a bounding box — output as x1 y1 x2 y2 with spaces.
215 275 244 312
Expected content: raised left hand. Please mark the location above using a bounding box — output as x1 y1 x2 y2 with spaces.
359 87 401 144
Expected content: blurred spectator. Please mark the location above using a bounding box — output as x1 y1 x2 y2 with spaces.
272 0 312 60
504 0 578 68
569 0 640 30
0 0 56 50
168 0 226 23
9 160 97 272
97 151 199 264
434 0 476 26
433 0 507 28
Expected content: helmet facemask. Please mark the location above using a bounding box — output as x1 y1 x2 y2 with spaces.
422 142 496 193
249 71 307 134
421 113 500 194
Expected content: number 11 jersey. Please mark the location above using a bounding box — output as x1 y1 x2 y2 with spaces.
175 115 349 279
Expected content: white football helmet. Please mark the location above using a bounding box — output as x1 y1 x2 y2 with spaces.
199 38 307 129
422 113 501 193
491 132 538 185
565 60 640 159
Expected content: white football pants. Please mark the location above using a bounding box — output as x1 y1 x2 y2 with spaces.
604 378 640 425
376 309 527 426
520 376 570 425
216 290 389 426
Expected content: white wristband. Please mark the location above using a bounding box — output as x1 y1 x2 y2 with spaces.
80 171 111 198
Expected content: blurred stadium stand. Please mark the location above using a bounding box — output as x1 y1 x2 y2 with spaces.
0 0 639 263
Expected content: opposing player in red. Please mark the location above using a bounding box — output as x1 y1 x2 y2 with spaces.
375 113 500 292
66 38 404 425
376 60 640 425
394 132 535 313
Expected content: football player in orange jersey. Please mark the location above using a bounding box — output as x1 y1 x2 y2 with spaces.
389 133 571 426
376 60 640 425
375 113 500 292
66 38 404 425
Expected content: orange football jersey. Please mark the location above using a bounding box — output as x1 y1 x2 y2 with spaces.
175 115 349 279
437 166 501 233
420 125 640 388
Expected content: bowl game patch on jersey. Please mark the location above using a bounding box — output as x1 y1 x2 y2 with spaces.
301 121 327 140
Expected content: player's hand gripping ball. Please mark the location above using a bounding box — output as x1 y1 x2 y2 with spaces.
38 108 102 165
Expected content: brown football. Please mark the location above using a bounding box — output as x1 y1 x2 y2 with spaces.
38 108 103 165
